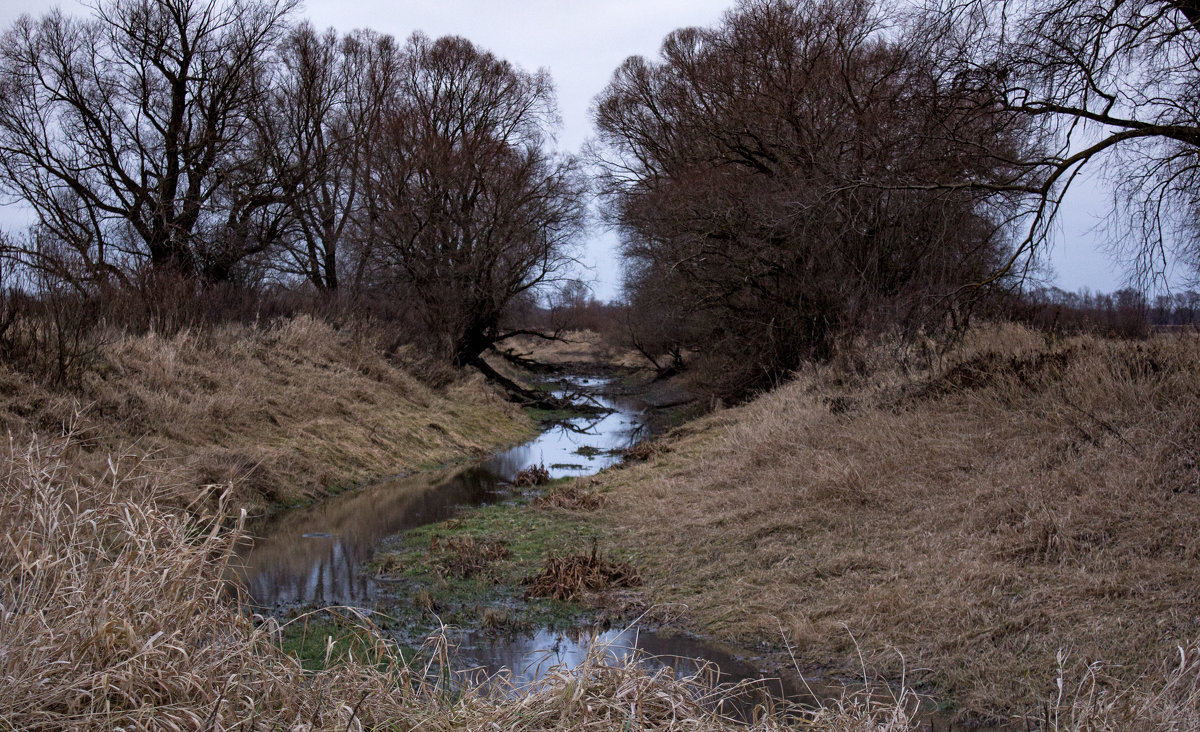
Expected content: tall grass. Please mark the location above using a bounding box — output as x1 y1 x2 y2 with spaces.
0 430 925 730
5 326 1200 728
0 435 414 729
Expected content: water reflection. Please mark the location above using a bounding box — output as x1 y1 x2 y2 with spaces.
456 627 834 721
459 627 789 691
456 628 1005 729
235 376 645 610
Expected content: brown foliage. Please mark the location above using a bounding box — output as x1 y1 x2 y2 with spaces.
623 440 671 463
535 482 608 511
513 463 551 487
368 33 586 368
590 325 1200 718
592 0 1025 400
524 543 642 601
0 316 532 510
429 534 511 577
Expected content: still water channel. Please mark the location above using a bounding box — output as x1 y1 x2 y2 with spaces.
236 375 643 609
235 374 999 729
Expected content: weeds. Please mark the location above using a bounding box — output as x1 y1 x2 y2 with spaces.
0 435 416 730
3 430 1200 728
429 534 511 576
623 440 670 462
535 481 607 510
585 326 1200 719
524 541 643 601
0 316 534 510
513 463 551 486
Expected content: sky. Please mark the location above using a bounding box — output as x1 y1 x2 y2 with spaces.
0 0 1138 301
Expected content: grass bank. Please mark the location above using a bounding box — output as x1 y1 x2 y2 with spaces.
4 427 1199 730
0 434 932 730
0 316 534 511
586 324 1200 722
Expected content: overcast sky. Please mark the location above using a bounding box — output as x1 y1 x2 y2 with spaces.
0 0 1140 300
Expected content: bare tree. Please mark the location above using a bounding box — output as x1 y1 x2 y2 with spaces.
0 0 297 286
369 33 587 369
257 25 399 294
921 0 1200 288
591 0 1024 399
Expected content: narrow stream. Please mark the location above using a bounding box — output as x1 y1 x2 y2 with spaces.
236 375 644 609
235 374 1001 730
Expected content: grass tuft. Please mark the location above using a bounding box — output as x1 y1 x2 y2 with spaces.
524 541 643 601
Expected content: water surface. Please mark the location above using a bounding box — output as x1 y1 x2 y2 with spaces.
236 375 644 610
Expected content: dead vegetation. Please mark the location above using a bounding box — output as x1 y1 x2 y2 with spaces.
524 542 642 601
0 435 414 730
624 440 671 462
513 463 551 487
3 430 1200 729
589 324 1200 720
535 481 607 510
430 534 511 577
504 330 647 369
0 316 532 510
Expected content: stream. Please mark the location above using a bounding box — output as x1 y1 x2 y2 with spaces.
234 373 1000 730
236 375 643 609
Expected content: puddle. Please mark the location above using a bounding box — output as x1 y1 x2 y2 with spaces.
456 626 806 700
454 627 1005 729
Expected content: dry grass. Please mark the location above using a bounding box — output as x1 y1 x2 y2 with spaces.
430 534 512 577
0 435 418 730
0 316 533 510
0 433 918 730
3 431 1199 729
624 440 672 463
514 463 551 487
524 543 643 601
536 482 608 511
590 325 1200 720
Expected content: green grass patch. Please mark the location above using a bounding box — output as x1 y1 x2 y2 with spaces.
368 495 633 640
279 617 414 672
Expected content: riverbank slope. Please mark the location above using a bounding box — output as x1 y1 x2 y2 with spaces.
0 316 534 511
589 324 1200 721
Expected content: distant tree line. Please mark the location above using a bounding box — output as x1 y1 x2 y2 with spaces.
2 0 1199 399
1006 286 1200 336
